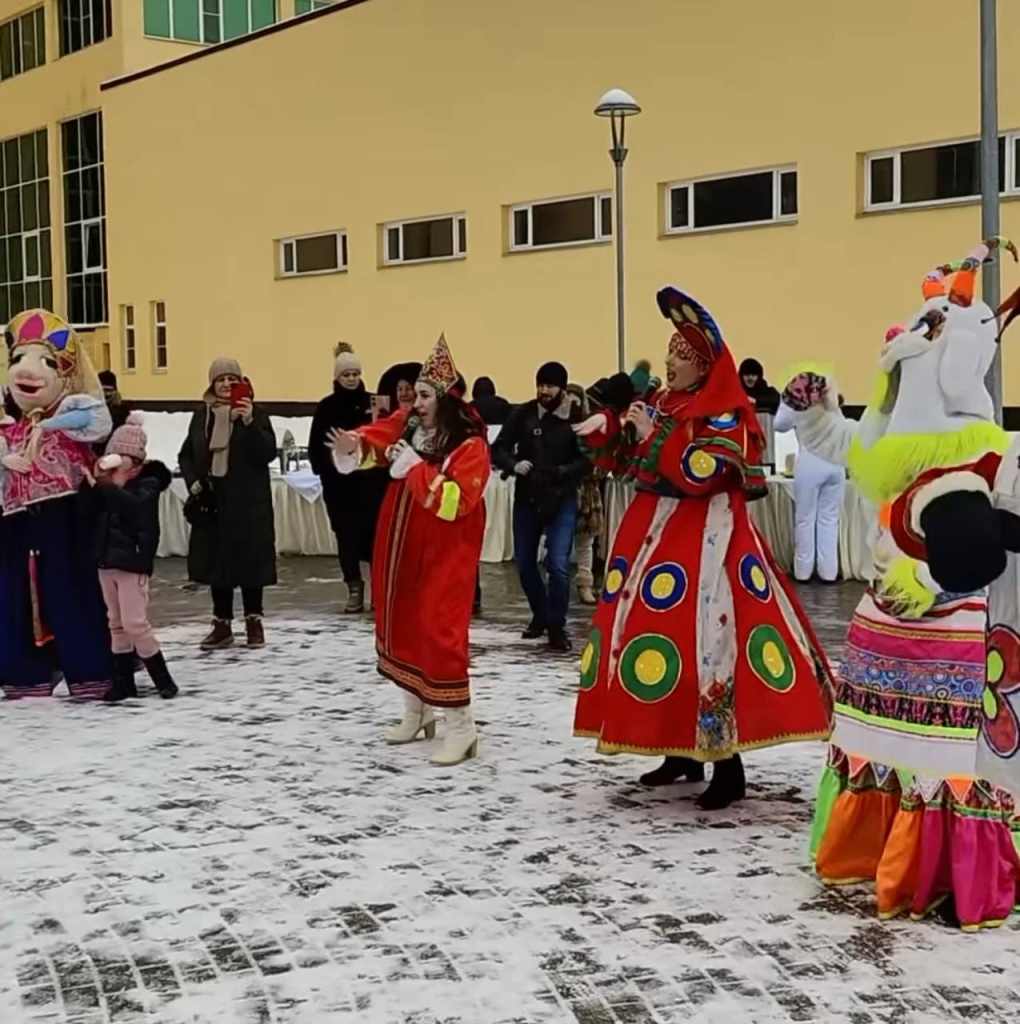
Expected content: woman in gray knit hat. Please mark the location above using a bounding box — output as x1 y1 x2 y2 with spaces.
178 357 278 649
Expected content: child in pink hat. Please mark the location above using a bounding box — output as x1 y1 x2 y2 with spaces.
88 413 177 700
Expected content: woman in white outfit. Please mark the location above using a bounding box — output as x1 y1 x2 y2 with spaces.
774 372 855 583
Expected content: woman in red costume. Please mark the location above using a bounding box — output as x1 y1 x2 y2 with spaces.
329 335 490 766
574 287 834 809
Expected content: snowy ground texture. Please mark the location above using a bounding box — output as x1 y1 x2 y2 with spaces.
3 614 1020 1024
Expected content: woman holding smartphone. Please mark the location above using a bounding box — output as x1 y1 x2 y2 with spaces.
179 357 278 650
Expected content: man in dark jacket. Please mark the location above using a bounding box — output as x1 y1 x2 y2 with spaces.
493 361 591 652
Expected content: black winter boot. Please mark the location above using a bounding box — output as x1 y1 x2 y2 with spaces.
639 756 706 787
143 651 179 699
548 627 573 653
695 754 746 811
105 652 139 703
522 620 546 640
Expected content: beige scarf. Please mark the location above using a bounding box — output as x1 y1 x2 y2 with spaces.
206 399 233 478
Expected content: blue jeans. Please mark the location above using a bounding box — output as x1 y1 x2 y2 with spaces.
513 495 578 629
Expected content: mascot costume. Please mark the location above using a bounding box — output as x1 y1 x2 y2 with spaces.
811 237 1020 930
0 309 114 698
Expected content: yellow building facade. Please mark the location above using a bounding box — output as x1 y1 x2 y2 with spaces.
0 0 330 367
80 0 1020 403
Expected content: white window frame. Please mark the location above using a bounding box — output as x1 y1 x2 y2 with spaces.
279 229 347 278
665 166 797 236
81 216 103 271
508 191 612 253
152 301 168 372
21 230 41 282
864 132 1020 212
382 213 466 266
121 304 136 373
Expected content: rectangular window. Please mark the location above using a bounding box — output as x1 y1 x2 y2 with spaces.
62 112 107 327
0 128 52 326
279 230 347 277
144 0 274 41
0 7 46 81
665 167 797 234
509 193 612 252
295 0 331 12
152 301 168 370
865 135 1020 211
121 304 136 371
59 0 112 56
383 214 466 266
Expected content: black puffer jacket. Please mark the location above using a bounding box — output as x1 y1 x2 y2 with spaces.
492 393 591 518
91 461 172 575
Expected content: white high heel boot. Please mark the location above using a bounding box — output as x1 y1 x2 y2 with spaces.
386 692 436 744
432 705 478 766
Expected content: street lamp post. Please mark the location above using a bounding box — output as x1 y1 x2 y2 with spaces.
980 0 1002 421
595 89 641 374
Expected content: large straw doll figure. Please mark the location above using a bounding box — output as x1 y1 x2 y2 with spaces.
0 309 115 699
811 238 1020 930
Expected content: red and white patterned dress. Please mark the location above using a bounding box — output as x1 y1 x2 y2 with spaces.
574 388 835 760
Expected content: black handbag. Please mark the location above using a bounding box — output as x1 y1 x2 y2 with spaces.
183 484 216 528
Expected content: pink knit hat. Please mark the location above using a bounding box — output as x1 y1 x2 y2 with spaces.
105 411 147 462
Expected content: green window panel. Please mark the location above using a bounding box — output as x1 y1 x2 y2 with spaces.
296 0 330 13
173 0 200 41
143 0 171 37
251 0 274 30
222 0 248 39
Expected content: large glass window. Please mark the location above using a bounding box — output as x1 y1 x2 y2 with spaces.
383 214 466 265
665 167 798 234
143 0 275 42
865 136 1019 211
62 112 107 327
58 0 112 56
0 129 52 325
510 193 611 251
0 7 46 82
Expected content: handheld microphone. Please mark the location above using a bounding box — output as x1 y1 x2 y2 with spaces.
624 376 662 444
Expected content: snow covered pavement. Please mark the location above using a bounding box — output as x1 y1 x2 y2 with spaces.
2 612 1020 1024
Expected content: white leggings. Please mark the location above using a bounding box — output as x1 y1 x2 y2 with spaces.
792 450 845 582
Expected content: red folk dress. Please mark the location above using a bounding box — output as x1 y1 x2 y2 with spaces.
574 389 835 759
354 412 490 707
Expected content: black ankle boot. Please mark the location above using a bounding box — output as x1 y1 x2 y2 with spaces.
105 652 139 703
695 754 746 810
143 651 179 699
639 756 706 787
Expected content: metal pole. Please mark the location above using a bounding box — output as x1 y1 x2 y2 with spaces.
614 157 626 373
611 113 628 374
981 0 1002 420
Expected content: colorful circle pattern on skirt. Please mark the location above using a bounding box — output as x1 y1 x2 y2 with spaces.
738 553 772 603
640 562 688 612
580 629 602 692
619 634 682 703
603 556 628 604
747 624 795 691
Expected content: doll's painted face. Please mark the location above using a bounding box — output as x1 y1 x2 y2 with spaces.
413 382 438 428
8 342 64 413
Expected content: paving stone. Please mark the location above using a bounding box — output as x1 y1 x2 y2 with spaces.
1 565 1018 1022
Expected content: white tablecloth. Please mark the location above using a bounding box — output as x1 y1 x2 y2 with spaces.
601 476 876 583
159 471 872 577
158 473 517 563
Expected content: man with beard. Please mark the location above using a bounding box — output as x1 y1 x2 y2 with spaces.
493 362 591 652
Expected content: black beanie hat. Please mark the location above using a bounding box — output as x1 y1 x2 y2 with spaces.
536 361 568 389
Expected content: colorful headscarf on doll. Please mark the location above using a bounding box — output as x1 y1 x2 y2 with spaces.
782 372 827 412
4 308 103 406
418 333 462 398
655 286 763 445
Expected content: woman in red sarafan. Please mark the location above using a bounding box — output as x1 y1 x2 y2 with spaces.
574 287 835 809
329 334 490 766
